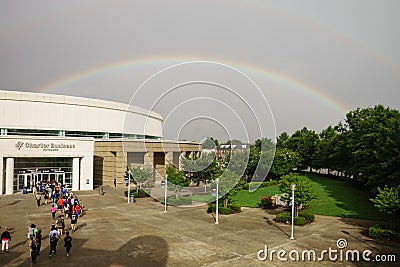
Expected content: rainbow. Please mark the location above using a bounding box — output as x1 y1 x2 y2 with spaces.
35 56 350 115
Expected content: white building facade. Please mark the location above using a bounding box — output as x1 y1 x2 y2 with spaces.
0 90 164 195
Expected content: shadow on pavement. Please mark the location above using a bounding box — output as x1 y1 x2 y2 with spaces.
263 217 290 238
1 235 169 267
0 200 21 208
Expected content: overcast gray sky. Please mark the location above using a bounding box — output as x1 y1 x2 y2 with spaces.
1 0 399 143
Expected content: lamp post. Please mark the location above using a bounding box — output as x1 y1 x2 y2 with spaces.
215 178 219 225
127 169 131 204
164 174 168 213
290 183 296 240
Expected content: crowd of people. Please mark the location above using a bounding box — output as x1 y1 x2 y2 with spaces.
1 181 84 264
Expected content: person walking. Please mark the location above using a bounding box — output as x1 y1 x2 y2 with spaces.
35 229 42 256
28 224 36 239
70 212 78 232
63 231 72 256
1 227 11 253
50 205 57 220
44 189 49 205
56 215 65 236
114 178 117 187
29 237 38 263
35 193 41 207
48 226 59 258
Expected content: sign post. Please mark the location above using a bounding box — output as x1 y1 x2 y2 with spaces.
215 178 219 225
290 183 296 239
164 174 168 213
127 169 131 204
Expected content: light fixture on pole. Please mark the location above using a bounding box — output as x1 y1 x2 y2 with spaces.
127 169 131 204
164 174 168 213
215 178 219 224
290 183 296 240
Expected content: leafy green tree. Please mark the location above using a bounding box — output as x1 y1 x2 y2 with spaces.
286 127 319 171
370 185 400 226
314 126 338 172
247 138 275 184
181 152 220 185
212 171 241 208
129 166 153 193
276 132 290 149
279 174 315 216
166 165 190 199
342 105 400 190
221 150 250 178
269 148 301 179
202 137 219 149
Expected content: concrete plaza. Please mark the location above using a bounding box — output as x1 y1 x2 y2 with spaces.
0 186 398 266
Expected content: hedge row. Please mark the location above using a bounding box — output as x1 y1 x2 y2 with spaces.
167 196 193 206
274 211 315 226
124 189 150 198
369 224 400 241
207 203 242 214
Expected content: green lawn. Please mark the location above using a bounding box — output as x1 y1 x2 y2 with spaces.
230 174 392 221
230 185 281 208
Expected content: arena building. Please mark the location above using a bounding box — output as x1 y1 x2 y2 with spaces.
0 90 200 195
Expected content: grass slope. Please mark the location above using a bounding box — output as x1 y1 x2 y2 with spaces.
306 174 391 221
230 174 391 221
230 185 281 208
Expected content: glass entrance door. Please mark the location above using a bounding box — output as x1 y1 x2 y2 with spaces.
55 173 65 184
17 173 33 191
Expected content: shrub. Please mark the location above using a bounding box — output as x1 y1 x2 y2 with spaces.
259 195 274 209
293 216 306 226
275 212 311 225
207 204 241 214
369 224 400 241
167 196 193 206
241 183 250 190
124 189 150 198
298 212 315 222
229 203 242 212
275 212 291 223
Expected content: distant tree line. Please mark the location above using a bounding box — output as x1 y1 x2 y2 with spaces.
277 105 400 192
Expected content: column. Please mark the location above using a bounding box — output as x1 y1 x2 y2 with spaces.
72 158 80 191
0 158 3 195
165 152 173 166
5 158 14 195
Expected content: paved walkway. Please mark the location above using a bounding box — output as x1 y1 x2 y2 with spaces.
0 186 398 266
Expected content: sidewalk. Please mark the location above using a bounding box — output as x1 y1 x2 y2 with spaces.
0 186 398 266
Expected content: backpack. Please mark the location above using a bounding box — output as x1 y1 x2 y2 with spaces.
50 233 58 242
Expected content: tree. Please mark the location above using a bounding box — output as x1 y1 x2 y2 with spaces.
213 171 241 208
166 165 189 199
286 127 319 171
341 105 400 190
181 152 220 185
202 137 219 149
279 174 315 216
129 166 153 194
276 132 290 149
269 148 301 179
247 138 275 184
370 185 400 226
221 150 250 178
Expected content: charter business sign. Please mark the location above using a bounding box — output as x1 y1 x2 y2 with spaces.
15 141 76 152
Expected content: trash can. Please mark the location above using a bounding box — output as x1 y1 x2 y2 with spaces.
22 186 28 195
99 187 104 195
129 193 135 203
